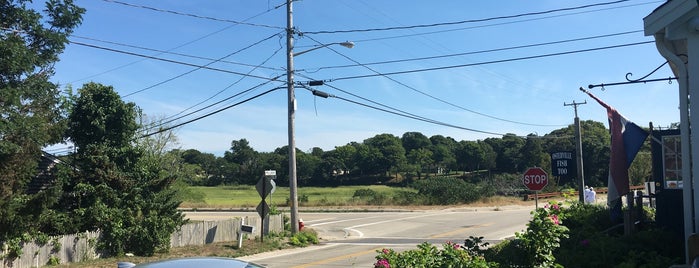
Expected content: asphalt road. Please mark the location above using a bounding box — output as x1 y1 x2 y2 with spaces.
186 205 535 268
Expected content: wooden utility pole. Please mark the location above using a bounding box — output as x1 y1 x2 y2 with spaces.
565 100 587 203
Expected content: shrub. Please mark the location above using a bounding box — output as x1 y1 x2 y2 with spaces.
515 202 569 267
352 188 387 205
410 177 482 205
374 242 496 268
289 229 319 247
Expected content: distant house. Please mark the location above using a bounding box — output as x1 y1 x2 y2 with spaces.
26 151 63 194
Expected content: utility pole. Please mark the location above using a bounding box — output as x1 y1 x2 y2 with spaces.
286 0 299 234
565 100 587 203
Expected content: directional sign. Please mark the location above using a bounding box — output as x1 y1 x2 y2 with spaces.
256 177 274 199
269 179 276 194
256 200 270 219
523 167 549 191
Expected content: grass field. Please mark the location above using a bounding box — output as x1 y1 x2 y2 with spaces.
181 185 410 208
180 185 530 209
180 184 414 208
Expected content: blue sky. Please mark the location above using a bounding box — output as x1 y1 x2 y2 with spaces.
46 0 677 155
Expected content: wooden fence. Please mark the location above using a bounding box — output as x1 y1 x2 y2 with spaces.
523 185 646 201
1 215 283 268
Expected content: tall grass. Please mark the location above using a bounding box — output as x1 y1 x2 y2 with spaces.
180 185 417 208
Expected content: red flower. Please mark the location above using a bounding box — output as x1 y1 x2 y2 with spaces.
374 258 390 268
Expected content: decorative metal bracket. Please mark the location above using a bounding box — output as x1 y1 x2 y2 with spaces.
586 60 679 90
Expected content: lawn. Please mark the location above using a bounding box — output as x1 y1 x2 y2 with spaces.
180 185 411 208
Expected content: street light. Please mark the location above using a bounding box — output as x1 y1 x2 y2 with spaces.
293 41 355 57
286 0 353 234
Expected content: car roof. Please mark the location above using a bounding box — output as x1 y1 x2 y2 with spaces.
123 257 265 268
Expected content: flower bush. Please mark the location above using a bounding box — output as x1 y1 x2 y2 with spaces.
373 241 495 268
514 202 569 267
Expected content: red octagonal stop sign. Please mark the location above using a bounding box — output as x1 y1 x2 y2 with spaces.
523 167 548 191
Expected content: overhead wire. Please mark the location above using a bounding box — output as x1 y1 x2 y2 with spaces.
122 31 283 97
100 0 284 30
148 51 286 132
311 83 507 136
345 1 660 43
304 35 567 127
302 0 630 35
329 41 654 81
139 85 284 139
69 1 284 84
300 30 643 72
72 36 283 72
302 83 572 139
69 41 286 82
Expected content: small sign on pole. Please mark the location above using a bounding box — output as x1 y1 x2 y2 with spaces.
238 225 255 249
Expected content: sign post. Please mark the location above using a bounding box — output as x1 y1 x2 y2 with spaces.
256 170 276 241
523 167 549 209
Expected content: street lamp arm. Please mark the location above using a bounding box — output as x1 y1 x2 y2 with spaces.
293 41 354 57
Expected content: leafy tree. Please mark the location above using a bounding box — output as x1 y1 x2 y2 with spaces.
60 83 184 256
296 151 322 185
180 149 225 185
0 0 84 244
429 135 458 171
401 132 431 154
364 134 407 177
520 134 548 170
224 139 259 184
543 120 612 188
354 143 384 176
406 148 434 179
485 134 524 173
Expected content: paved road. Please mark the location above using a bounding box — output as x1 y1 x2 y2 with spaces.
194 206 536 268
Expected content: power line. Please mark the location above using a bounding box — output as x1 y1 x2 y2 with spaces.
308 85 571 139
299 30 643 72
139 86 283 139
122 32 283 97
299 85 507 136
346 1 659 43
147 74 285 133
160 47 285 125
101 0 284 29
69 41 285 82
330 41 654 81
72 35 283 72
69 1 284 84
304 35 568 127
303 0 630 34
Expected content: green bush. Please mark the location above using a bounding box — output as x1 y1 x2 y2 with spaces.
411 177 483 205
352 188 387 205
374 242 496 268
515 202 569 267
289 229 319 247
555 203 682 268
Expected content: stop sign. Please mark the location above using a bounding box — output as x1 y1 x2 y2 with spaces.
523 167 548 191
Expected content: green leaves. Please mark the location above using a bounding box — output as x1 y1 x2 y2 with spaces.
374 241 494 268
515 202 569 267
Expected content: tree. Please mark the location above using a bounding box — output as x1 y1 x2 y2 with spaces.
224 139 259 184
401 132 431 154
520 134 548 170
364 134 407 177
60 83 185 256
485 134 525 173
456 140 483 172
0 0 84 245
406 148 433 179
